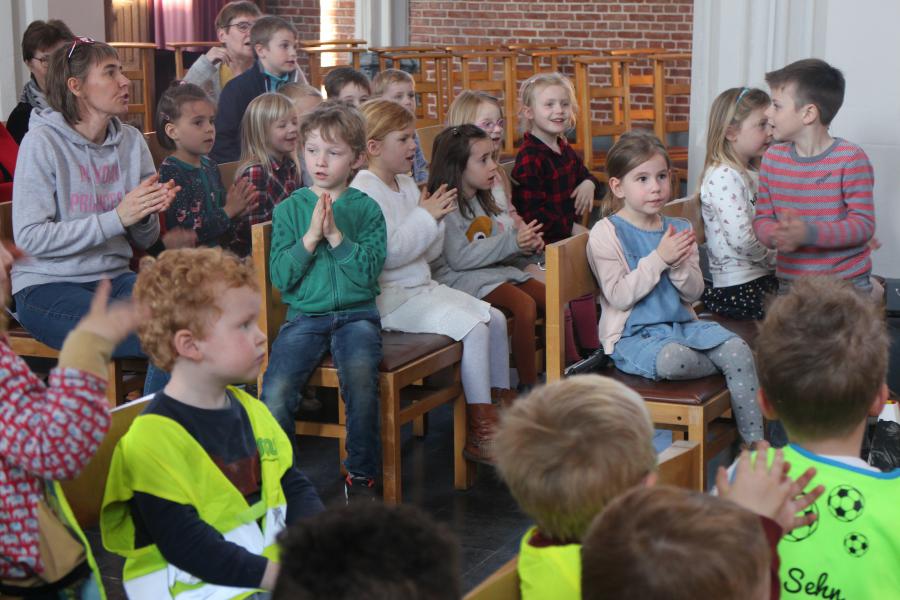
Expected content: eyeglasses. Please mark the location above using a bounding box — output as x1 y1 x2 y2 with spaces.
67 36 96 61
476 118 505 131
224 21 255 33
32 54 52 66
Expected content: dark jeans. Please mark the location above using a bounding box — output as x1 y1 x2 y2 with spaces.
13 273 169 395
261 309 382 479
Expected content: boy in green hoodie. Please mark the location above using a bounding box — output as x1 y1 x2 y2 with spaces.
261 101 387 501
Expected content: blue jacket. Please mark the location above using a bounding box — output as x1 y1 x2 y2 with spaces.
210 61 303 164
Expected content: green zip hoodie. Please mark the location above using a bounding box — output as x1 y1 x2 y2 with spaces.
270 187 386 318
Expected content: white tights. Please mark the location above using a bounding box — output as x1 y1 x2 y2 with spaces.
461 307 510 404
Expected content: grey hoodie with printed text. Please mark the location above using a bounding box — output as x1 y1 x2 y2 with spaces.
11 108 158 294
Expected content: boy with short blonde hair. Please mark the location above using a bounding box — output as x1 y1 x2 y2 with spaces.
372 68 428 184
101 248 323 599
261 102 387 502
753 276 899 597
494 375 657 599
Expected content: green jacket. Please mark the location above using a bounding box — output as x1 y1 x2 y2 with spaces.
270 187 386 318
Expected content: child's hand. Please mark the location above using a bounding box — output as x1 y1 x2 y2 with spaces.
302 193 326 252
656 225 694 266
420 184 458 221
73 280 147 347
322 193 343 248
118 175 179 227
773 209 808 252
571 179 596 216
717 443 825 535
161 227 198 250
868 236 882 251
224 177 261 218
516 219 544 254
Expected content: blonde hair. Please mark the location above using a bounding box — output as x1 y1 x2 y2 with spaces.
238 92 299 181
518 72 578 133
134 248 258 371
494 375 656 542
279 82 323 103
447 91 504 160
359 99 415 156
600 130 671 216
372 68 414 97
701 87 770 186
582 486 771 600
300 101 367 181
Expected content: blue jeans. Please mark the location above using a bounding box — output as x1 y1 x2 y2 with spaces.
261 309 382 479
13 273 168 395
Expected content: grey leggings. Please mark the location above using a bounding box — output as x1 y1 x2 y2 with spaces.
655 337 764 443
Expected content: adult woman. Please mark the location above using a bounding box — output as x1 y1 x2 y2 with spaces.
5 20 74 144
11 39 176 392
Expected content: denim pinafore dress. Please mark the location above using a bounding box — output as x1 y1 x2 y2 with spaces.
608 215 734 379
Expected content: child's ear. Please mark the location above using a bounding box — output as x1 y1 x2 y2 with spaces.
643 471 658 488
365 139 381 158
724 124 740 143
164 121 179 143
800 103 819 125
608 176 625 199
521 105 534 122
351 151 367 171
756 389 778 420
172 328 203 362
868 382 889 417
254 43 266 59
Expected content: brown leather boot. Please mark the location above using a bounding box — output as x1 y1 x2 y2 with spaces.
491 387 518 409
464 403 500 464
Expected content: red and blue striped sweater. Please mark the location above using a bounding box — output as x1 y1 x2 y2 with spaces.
753 138 875 281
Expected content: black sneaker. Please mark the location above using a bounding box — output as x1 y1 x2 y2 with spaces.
344 474 378 504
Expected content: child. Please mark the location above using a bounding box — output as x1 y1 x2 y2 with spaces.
231 92 300 256
156 81 260 254
753 276 899 597
372 68 428 185
324 66 371 108
101 248 324 599
427 124 544 392
183 1 262 103
752 59 876 294
581 485 773 600
512 72 599 244
587 131 764 444
273 503 460 599
0 244 144 599
351 99 511 463
261 101 386 501
448 90 525 234
700 86 777 320
494 375 658 599
278 82 324 188
211 16 307 163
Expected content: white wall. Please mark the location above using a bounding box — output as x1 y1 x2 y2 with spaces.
689 0 900 277
0 0 105 119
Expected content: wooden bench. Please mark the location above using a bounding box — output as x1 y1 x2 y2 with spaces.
463 440 703 599
251 221 475 503
545 228 738 488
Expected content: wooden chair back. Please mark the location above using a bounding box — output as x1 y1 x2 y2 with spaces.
250 222 289 365
59 398 150 528
300 38 367 48
463 557 519 600
302 46 368 88
143 132 172 170
650 53 692 147
371 45 436 69
603 47 667 122
573 56 633 177
219 161 242 188
168 41 222 78
0 200 12 242
657 440 703 490
417 124 445 165
110 43 157 132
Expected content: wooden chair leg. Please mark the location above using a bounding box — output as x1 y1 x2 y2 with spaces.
380 378 402 504
413 412 428 437
338 390 348 477
107 361 123 406
686 408 709 490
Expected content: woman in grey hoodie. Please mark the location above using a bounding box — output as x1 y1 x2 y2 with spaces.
11 39 176 393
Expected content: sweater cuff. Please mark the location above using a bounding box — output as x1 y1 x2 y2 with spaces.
289 239 315 267
58 329 115 380
804 221 818 246
647 250 670 273
99 209 127 240
328 237 355 262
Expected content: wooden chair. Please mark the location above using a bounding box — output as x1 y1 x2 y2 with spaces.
444 49 517 153
604 47 669 124
59 398 150 527
650 52 692 168
299 38 367 48
168 41 222 78
219 160 241 187
109 43 157 132
143 132 172 170
572 56 634 226
544 231 738 488
371 45 437 70
377 52 452 127
417 124 445 165
0 201 145 406
302 46 368 89
250 221 475 503
462 439 702 599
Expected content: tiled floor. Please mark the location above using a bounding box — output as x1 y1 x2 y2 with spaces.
87 402 712 598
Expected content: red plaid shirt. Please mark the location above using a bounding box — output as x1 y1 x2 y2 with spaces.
511 132 599 244
232 156 300 257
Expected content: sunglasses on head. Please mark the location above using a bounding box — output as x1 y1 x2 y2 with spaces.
67 36 96 60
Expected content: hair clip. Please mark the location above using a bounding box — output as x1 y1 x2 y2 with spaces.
451 127 460 136
735 87 750 105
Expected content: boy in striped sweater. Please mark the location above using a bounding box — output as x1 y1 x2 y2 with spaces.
753 59 876 293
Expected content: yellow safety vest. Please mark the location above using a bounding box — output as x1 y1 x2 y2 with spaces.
517 526 581 600
100 387 293 600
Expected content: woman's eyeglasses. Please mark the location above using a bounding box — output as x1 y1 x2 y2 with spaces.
224 21 254 33
67 36 96 61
